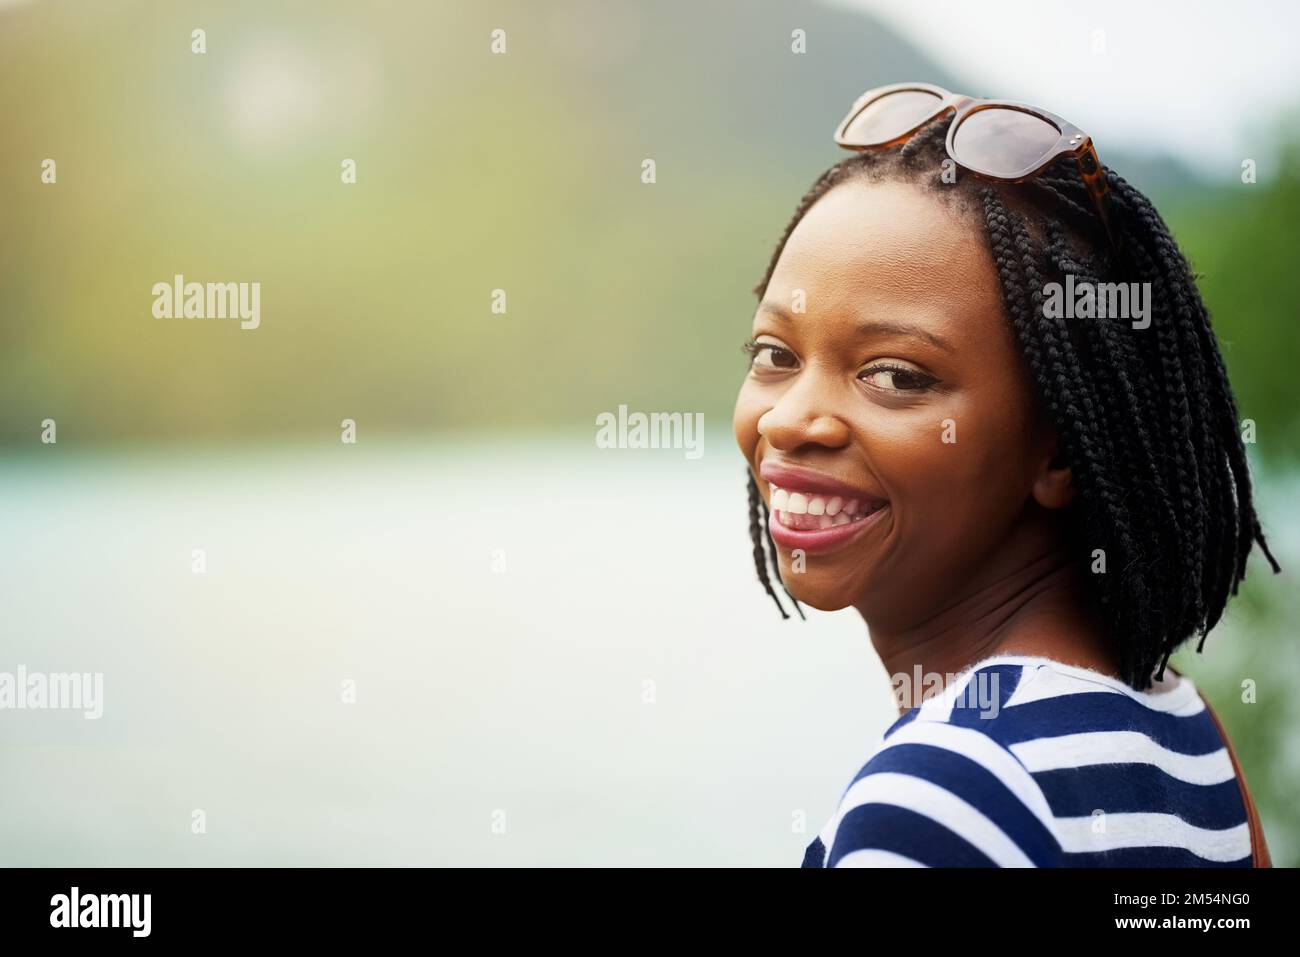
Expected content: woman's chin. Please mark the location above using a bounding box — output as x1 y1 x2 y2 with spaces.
775 569 859 612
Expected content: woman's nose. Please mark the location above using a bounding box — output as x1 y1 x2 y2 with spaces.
757 377 851 450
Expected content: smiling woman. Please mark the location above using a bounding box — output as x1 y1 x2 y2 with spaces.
733 88 1280 868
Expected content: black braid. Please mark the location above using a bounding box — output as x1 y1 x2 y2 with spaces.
748 470 789 617
746 470 804 620
743 116 1279 690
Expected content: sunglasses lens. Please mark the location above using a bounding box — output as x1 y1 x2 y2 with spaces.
951 107 1061 176
841 89 943 145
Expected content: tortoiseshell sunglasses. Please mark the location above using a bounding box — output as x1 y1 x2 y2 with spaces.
834 82 1117 249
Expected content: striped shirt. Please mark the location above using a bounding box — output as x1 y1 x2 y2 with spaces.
801 654 1252 867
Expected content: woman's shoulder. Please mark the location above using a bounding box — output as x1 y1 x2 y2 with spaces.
805 654 1250 867
808 657 1061 867
874 653 1215 752
931 653 1214 747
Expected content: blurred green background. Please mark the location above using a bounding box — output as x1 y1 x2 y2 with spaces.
1 0 1296 866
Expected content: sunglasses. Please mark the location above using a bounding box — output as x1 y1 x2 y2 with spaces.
834 82 1116 249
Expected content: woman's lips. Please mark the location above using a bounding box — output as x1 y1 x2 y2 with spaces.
759 462 882 502
759 461 889 554
767 499 889 553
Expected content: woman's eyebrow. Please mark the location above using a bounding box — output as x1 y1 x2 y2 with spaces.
757 300 955 353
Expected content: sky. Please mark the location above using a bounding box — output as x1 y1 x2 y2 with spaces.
6 0 1294 174
840 0 1300 176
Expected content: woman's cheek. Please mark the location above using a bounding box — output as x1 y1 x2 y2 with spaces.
859 396 995 524
858 404 962 485
914 394 1032 517
732 384 763 463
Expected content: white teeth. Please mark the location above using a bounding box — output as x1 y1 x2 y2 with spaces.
769 484 887 530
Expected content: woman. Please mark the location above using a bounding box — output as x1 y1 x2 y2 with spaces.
732 83 1279 867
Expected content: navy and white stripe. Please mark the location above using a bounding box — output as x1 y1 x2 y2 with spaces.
801 654 1252 867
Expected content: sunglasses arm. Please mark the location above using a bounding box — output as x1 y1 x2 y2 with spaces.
1074 143 1121 254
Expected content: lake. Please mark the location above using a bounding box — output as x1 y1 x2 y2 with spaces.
0 431 898 865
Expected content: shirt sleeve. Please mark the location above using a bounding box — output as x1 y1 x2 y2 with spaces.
824 720 1061 867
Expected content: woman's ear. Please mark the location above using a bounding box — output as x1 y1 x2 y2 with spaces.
1032 443 1076 509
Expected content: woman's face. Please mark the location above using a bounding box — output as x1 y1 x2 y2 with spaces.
733 178 1057 625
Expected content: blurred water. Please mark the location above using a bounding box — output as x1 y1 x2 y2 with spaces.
0 432 897 865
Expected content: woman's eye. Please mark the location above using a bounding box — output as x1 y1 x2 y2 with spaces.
743 340 798 371
859 363 937 392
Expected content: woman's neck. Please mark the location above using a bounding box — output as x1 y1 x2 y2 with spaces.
861 516 1122 714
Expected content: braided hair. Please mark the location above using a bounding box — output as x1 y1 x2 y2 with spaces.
744 117 1279 690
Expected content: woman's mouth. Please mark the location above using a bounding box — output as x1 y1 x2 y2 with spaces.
765 483 889 553
769 486 884 528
